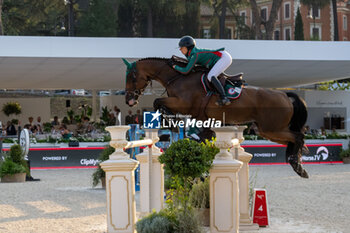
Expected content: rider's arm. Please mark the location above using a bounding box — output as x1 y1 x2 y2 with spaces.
174 54 197 75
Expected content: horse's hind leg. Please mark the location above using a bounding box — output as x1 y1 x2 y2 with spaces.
259 128 309 178
286 133 309 178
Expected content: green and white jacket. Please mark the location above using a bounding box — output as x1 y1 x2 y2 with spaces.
174 46 225 75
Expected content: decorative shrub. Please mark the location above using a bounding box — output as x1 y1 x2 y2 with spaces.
92 145 115 187
0 158 26 178
340 148 350 159
136 210 176 233
2 102 22 116
189 178 210 209
158 139 214 180
8 144 29 175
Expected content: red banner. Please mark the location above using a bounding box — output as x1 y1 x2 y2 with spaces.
252 189 269 226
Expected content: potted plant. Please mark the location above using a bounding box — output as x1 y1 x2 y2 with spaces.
340 148 350 164
0 144 29 183
92 145 115 188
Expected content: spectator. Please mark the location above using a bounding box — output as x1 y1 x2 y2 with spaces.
134 109 143 127
51 116 60 126
82 116 93 133
59 124 72 139
108 113 116 126
112 106 121 125
35 116 43 134
6 121 17 135
28 116 34 129
125 110 134 125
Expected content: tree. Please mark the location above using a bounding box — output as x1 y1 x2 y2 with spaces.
294 7 304 40
117 0 135 37
2 0 69 36
250 0 283 40
331 0 339 41
0 0 3 35
77 0 117 37
211 0 248 39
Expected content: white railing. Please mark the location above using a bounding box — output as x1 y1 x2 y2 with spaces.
101 125 257 233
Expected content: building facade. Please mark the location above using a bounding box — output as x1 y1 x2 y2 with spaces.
200 0 350 41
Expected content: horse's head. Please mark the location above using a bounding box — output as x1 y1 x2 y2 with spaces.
122 59 150 107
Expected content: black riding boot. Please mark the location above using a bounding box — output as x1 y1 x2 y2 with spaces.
211 76 231 106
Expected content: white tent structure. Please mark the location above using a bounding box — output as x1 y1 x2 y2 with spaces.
0 36 349 89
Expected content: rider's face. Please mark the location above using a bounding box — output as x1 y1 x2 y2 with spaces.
180 47 188 55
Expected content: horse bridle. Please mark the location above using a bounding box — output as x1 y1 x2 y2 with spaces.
126 61 172 98
125 67 150 99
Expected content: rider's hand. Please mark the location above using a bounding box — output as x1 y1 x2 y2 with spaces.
172 65 176 69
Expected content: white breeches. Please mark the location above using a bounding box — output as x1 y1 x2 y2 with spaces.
207 50 232 81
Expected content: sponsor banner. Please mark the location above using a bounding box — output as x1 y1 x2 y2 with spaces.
2 143 341 168
244 144 342 164
25 148 104 168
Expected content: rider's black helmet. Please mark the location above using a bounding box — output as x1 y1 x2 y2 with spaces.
179 36 196 49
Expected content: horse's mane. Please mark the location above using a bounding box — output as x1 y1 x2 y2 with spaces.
138 57 169 62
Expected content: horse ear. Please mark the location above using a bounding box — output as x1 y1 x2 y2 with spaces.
122 58 131 69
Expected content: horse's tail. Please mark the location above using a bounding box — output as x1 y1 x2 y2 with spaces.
286 92 308 132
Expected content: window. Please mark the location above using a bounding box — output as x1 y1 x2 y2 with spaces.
309 7 320 19
225 27 233 39
344 15 348 30
310 25 322 40
240 10 247 24
261 7 268 22
274 30 280 40
284 27 291 40
203 28 211 39
284 2 290 19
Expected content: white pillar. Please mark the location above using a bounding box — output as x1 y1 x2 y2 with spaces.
232 126 259 230
210 126 243 233
100 126 139 233
136 129 164 213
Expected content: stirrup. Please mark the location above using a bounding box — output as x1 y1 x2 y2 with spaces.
216 97 231 106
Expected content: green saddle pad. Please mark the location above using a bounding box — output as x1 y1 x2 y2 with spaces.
225 84 242 99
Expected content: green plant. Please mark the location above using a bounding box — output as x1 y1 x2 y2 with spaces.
136 209 176 233
340 148 350 159
8 144 29 175
159 139 214 181
67 110 74 123
0 158 26 178
11 119 19 125
43 122 52 133
92 146 115 187
100 106 110 123
2 102 22 116
189 178 210 209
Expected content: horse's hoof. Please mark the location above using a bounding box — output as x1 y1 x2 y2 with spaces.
290 162 309 178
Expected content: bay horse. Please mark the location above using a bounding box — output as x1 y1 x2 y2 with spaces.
123 57 309 178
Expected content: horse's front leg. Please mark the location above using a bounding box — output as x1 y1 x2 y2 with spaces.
153 97 191 115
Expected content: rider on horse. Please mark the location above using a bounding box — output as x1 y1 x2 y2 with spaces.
172 35 232 106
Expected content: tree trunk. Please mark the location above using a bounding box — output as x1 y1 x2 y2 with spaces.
332 0 338 41
249 0 262 39
147 7 153 37
0 0 3 35
265 0 283 39
219 0 227 39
